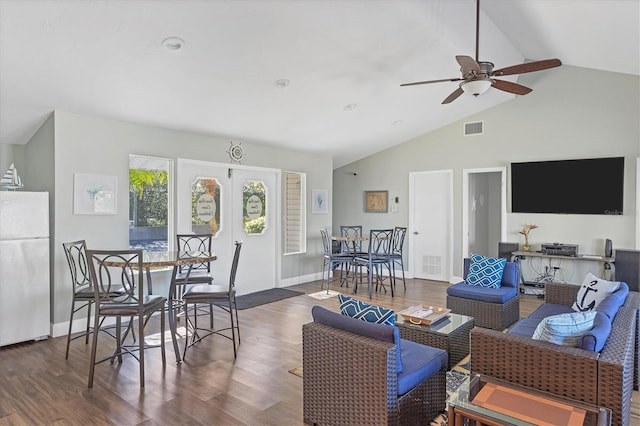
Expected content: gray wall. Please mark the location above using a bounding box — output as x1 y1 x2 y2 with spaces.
20 111 332 331
333 65 640 279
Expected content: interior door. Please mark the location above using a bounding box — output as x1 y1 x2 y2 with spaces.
177 159 279 295
409 170 453 281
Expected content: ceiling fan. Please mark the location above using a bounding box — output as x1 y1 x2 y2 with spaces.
400 0 561 104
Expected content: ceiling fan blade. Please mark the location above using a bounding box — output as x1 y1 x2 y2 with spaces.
492 79 532 95
456 55 480 73
400 77 463 87
492 59 562 77
442 87 464 104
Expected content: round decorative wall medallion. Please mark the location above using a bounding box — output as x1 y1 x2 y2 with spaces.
227 142 244 163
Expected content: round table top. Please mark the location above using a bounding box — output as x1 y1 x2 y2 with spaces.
103 251 216 268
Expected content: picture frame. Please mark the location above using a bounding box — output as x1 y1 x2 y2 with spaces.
312 189 329 214
73 172 118 215
364 190 388 213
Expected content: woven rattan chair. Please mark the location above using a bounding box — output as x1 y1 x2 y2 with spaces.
303 306 447 425
446 258 520 330
86 249 166 388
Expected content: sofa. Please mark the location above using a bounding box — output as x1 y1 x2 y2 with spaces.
446 257 520 330
302 306 447 425
470 281 636 426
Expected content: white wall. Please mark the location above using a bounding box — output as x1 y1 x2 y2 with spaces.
333 65 640 278
25 111 332 328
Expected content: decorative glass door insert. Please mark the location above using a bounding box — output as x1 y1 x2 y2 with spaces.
242 180 267 235
191 177 221 237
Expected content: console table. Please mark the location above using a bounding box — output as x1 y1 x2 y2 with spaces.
511 250 615 295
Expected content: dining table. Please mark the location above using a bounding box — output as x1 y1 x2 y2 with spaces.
136 250 217 363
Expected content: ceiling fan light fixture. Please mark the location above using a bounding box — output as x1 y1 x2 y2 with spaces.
461 79 492 97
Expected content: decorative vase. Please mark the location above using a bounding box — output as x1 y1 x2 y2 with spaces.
522 244 530 252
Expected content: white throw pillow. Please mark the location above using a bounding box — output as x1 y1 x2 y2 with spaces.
532 311 597 347
572 272 620 312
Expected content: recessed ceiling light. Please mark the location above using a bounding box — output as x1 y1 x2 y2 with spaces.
274 79 290 88
392 120 403 126
344 103 357 111
162 37 185 51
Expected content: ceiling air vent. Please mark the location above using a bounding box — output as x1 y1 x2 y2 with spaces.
464 121 484 136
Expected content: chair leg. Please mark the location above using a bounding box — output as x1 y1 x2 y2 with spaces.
85 301 93 344
160 310 166 366
229 296 237 358
87 312 101 388
138 316 145 387
65 300 77 360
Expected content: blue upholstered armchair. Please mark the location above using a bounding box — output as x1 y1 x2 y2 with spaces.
446 258 520 330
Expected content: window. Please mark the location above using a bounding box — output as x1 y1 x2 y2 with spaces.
283 171 306 254
129 155 173 251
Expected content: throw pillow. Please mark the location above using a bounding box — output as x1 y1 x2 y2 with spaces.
532 311 597 347
465 253 506 288
338 294 395 325
572 272 620 312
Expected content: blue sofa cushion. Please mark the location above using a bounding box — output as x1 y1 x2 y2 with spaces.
595 282 629 321
532 311 597 347
447 281 518 303
509 309 611 353
572 272 621 312
312 305 403 373
397 339 447 396
338 294 395 325
465 254 506 288
463 258 519 288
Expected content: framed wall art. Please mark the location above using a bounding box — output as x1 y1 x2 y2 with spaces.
73 172 117 215
364 190 388 213
312 189 328 214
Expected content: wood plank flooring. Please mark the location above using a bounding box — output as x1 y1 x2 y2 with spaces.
0 278 638 425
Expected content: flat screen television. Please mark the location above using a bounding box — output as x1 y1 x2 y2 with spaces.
511 157 624 215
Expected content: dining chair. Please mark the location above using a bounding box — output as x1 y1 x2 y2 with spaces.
339 225 366 255
388 227 407 290
352 229 394 299
62 240 128 359
86 249 166 388
181 241 242 359
320 228 353 292
175 233 214 284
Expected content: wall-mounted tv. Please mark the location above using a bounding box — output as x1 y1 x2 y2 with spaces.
511 157 624 215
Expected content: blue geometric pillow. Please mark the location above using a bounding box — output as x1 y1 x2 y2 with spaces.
466 253 506 288
338 294 395 325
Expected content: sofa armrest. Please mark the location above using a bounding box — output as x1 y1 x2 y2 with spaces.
597 305 636 426
544 282 580 306
471 326 599 404
302 322 399 425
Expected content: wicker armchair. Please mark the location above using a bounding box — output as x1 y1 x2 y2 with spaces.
446 258 520 330
471 282 636 426
302 307 447 425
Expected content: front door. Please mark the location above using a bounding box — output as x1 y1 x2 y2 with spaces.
177 159 280 295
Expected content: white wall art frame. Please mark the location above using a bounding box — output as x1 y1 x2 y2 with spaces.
312 189 329 214
73 172 118 215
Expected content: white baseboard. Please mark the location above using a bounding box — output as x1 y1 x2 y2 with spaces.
51 316 118 338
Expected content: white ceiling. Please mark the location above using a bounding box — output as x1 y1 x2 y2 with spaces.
1 0 638 168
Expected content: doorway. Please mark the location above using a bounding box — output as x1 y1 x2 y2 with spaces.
462 167 506 259
408 170 453 282
177 159 281 295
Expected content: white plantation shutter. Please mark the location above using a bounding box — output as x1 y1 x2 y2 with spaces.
283 171 306 254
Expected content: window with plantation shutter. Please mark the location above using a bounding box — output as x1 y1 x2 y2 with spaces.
283 171 306 254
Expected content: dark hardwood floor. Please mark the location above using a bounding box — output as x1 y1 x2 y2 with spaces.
0 278 638 424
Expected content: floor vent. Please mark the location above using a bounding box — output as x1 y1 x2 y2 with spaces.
464 121 484 136
423 255 442 275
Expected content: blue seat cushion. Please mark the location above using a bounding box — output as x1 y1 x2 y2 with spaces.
508 317 542 338
528 303 574 320
446 281 518 303
397 339 447 396
312 305 403 373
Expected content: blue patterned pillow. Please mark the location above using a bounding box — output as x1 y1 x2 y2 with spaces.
466 254 506 288
338 294 395 325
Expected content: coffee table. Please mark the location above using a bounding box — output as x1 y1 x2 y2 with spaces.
448 374 611 426
396 311 473 368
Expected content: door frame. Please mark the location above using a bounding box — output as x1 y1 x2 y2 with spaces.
176 158 282 288
408 169 454 281
462 167 507 259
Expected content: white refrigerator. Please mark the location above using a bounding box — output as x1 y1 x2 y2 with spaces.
0 191 50 346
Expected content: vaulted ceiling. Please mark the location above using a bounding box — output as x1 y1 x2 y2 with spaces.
1 0 638 168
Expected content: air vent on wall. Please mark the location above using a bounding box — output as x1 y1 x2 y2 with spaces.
464 121 484 136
